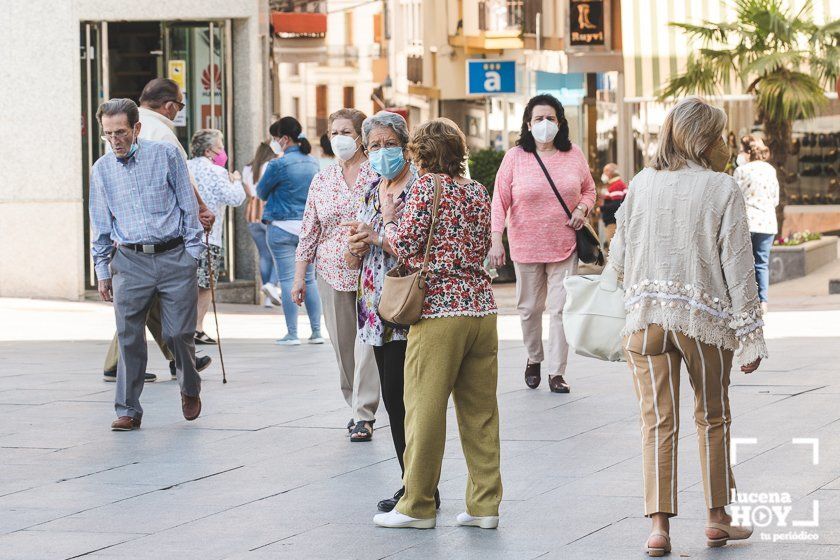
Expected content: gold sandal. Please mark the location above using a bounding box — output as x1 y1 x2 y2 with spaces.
644 531 671 557
706 522 753 547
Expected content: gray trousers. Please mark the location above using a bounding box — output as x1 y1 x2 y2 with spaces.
111 245 201 419
317 276 379 422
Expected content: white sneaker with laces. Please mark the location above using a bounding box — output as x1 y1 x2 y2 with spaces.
261 283 282 306
373 509 435 529
456 512 499 529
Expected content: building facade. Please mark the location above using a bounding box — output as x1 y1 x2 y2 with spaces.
1 0 270 301
270 0 388 141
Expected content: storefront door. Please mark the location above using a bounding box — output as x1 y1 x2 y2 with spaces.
80 20 235 290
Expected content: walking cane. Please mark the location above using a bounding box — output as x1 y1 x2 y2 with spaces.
205 231 228 384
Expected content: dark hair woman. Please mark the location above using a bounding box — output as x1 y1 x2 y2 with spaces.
516 93 573 153
489 93 596 394
257 117 322 345
269 116 312 155
242 141 280 306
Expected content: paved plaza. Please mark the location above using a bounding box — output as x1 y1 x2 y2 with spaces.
1 281 839 559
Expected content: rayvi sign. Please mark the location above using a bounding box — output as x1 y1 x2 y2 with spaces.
467 60 516 95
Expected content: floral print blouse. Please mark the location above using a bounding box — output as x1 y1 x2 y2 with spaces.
187 156 246 248
296 161 379 292
385 173 497 319
356 172 417 346
733 160 779 235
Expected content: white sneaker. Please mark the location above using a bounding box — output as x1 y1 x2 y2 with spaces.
373 509 435 529
308 332 325 345
456 512 499 529
261 283 282 306
275 334 301 346
262 297 275 309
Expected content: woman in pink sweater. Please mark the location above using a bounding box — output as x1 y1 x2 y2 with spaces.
489 94 596 393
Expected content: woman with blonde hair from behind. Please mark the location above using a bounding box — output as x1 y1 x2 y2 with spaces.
607 97 767 556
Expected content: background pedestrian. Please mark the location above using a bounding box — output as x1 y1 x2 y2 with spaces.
294 108 380 441
188 129 246 345
489 93 596 394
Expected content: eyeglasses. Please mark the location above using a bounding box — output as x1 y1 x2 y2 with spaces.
168 100 186 111
367 142 402 152
100 130 132 142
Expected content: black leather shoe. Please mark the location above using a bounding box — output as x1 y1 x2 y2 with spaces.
377 487 404 512
170 356 212 379
376 487 441 512
103 370 156 383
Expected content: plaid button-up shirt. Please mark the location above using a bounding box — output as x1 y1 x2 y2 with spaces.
89 139 204 281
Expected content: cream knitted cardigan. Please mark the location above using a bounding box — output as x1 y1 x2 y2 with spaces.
607 162 768 366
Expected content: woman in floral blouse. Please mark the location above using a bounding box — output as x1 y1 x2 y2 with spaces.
342 111 440 514
293 108 381 442
733 136 779 313
373 118 501 531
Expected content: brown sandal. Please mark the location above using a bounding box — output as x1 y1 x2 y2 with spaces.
548 375 570 393
524 361 541 389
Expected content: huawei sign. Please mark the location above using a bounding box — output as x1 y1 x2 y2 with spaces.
202 64 222 91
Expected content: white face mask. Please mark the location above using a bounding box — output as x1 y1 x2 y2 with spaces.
736 153 749 167
601 173 610 183
331 135 358 161
270 139 283 155
531 119 559 144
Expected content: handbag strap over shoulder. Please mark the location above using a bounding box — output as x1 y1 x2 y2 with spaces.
419 174 443 281
533 151 573 220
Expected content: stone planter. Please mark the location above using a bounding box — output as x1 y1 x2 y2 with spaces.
770 236 839 284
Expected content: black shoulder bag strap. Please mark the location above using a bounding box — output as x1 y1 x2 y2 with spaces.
531 151 605 266
533 151 573 218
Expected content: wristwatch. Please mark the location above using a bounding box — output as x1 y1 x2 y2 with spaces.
575 203 588 215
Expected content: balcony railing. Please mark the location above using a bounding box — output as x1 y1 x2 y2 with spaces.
477 0 539 34
271 1 327 38
270 0 324 13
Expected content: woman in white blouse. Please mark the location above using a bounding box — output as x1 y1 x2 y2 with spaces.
733 136 779 313
608 98 767 555
187 129 246 344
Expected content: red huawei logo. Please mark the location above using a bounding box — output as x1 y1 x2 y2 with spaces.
202 64 222 91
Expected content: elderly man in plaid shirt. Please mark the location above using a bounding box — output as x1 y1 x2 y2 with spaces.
90 98 205 431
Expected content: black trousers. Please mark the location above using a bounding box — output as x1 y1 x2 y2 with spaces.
373 340 408 474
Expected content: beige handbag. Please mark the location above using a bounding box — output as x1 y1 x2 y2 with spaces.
562 266 627 362
378 174 442 327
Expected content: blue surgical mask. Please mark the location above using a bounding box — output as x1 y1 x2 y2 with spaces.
369 147 406 179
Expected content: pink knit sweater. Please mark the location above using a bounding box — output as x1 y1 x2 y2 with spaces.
491 145 596 263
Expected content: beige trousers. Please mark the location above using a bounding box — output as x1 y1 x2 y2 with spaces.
514 258 578 376
625 324 736 517
317 276 380 422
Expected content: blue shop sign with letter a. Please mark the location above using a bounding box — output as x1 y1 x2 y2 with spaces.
467 60 516 95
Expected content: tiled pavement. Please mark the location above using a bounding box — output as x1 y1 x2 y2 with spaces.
0 294 839 559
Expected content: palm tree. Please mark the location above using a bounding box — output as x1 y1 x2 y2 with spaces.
660 0 839 228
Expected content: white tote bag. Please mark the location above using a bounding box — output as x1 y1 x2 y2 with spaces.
562 266 627 362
